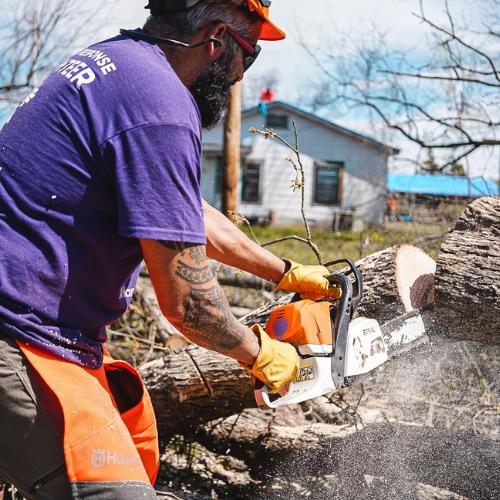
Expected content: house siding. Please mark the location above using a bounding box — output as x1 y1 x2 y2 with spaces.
202 105 390 225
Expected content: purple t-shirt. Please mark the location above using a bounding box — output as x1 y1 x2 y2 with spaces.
0 31 206 368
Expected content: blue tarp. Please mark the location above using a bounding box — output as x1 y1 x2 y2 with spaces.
387 174 499 197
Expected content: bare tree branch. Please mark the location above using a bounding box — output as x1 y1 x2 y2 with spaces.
0 0 116 114
378 68 499 88
415 0 499 82
303 0 499 173
249 124 323 264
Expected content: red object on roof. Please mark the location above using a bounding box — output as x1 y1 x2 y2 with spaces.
260 88 276 103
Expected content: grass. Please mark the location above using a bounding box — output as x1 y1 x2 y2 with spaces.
241 221 452 265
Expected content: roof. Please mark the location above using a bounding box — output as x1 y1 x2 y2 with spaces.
242 101 399 155
387 174 499 197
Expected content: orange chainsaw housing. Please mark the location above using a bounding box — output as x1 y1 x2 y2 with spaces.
265 300 334 348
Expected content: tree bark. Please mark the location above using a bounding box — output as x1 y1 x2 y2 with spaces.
139 245 436 436
434 196 500 343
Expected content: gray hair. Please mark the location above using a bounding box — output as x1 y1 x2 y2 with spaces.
143 0 258 45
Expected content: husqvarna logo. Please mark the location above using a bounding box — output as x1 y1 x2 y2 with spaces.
91 449 106 468
91 449 141 468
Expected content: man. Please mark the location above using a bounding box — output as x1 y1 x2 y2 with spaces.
0 1 339 498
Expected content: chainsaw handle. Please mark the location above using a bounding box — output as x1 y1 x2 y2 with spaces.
254 357 337 410
254 378 296 410
324 258 363 313
326 272 353 388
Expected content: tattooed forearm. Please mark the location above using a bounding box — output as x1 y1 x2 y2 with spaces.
181 285 245 353
188 246 205 265
158 240 247 354
175 261 213 285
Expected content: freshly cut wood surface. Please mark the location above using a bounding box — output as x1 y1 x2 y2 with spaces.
434 197 500 342
353 244 436 323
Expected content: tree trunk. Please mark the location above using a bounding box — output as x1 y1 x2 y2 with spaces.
140 346 253 438
221 82 242 216
434 196 500 343
140 245 436 437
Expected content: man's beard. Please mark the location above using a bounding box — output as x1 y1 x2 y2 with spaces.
189 49 236 130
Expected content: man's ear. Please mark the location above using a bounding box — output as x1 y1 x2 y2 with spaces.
206 22 227 57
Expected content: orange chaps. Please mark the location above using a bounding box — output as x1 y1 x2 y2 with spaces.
17 342 159 498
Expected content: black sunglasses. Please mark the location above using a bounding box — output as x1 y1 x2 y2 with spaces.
225 28 261 71
120 28 261 72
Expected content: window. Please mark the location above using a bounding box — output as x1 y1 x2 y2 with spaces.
313 161 343 205
241 161 261 203
265 113 289 129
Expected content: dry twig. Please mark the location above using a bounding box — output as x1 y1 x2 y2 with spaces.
249 123 323 264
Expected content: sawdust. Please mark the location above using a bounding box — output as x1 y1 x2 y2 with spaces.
158 337 499 499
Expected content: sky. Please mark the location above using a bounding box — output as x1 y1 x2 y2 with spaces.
3 0 498 179
103 0 498 180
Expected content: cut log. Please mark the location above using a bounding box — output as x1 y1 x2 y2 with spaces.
352 244 436 323
140 346 253 438
434 197 500 343
140 245 436 436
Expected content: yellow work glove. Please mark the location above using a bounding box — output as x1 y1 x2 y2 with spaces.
240 325 300 394
273 259 342 301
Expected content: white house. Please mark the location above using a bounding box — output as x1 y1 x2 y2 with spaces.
201 101 398 226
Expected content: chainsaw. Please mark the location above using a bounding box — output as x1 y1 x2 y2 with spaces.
254 259 388 410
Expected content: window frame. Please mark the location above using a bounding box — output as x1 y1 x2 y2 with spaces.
241 159 262 204
312 160 344 206
265 113 289 130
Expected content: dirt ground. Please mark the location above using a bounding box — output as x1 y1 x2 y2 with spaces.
153 336 499 499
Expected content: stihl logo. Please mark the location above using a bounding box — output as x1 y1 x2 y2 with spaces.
91 449 140 468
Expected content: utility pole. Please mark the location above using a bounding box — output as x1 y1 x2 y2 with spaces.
221 81 242 217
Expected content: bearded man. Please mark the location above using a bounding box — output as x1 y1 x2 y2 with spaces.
0 1 339 498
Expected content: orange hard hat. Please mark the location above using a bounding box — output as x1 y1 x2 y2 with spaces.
243 0 286 41
145 1 286 41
